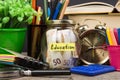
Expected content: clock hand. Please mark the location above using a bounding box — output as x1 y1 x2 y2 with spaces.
85 45 107 54
87 44 107 49
92 49 95 59
93 46 107 50
82 37 93 47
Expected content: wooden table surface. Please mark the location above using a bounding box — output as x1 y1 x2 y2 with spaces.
1 53 119 80
10 71 120 80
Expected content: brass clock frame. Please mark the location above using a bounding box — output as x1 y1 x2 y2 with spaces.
79 29 109 64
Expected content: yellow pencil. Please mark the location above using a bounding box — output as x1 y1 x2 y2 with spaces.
106 27 113 45
110 28 117 45
106 27 117 45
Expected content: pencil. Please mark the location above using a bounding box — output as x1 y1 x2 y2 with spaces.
31 7 42 58
32 0 36 25
106 27 113 45
110 28 117 45
0 47 49 70
31 0 37 57
114 28 119 44
106 27 117 45
58 0 70 19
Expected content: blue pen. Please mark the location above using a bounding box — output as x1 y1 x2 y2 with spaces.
52 0 63 20
48 7 50 18
47 0 51 19
50 0 59 19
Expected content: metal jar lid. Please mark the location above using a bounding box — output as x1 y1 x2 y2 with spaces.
47 19 75 25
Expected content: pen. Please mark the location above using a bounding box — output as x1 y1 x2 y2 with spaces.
110 28 117 45
52 0 63 20
20 69 71 76
50 0 59 19
58 0 70 19
47 0 51 19
43 0 48 22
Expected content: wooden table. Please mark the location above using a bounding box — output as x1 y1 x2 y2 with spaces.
1 53 119 80
11 71 120 80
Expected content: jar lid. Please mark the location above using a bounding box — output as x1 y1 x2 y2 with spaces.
47 19 75 25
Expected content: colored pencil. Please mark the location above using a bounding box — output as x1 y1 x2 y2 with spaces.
32 0 37 25
31 7 42 58
110 28 117 45
106 27 113 45
58 0 70 19
0 47 49 70
106 27 117 45
114 28 119 44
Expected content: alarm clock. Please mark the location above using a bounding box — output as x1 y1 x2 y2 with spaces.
76 19 109 64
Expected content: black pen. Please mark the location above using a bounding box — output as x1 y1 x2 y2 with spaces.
20 69 71 76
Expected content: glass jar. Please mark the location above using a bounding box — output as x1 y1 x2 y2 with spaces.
40 20 79 69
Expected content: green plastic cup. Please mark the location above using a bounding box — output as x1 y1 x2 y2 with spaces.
0 28 27 67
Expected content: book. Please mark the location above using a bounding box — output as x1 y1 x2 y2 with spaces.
65 1 120 15
115 0 120 12
68 0 117 6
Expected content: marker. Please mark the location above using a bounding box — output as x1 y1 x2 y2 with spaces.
52 0 63 19
20 70 71 76
43 0 48 22
50 0 59 19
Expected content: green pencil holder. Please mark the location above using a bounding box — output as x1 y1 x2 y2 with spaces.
0 28 27 67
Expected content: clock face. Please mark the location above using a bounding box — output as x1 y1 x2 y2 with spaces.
79 29 109 64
